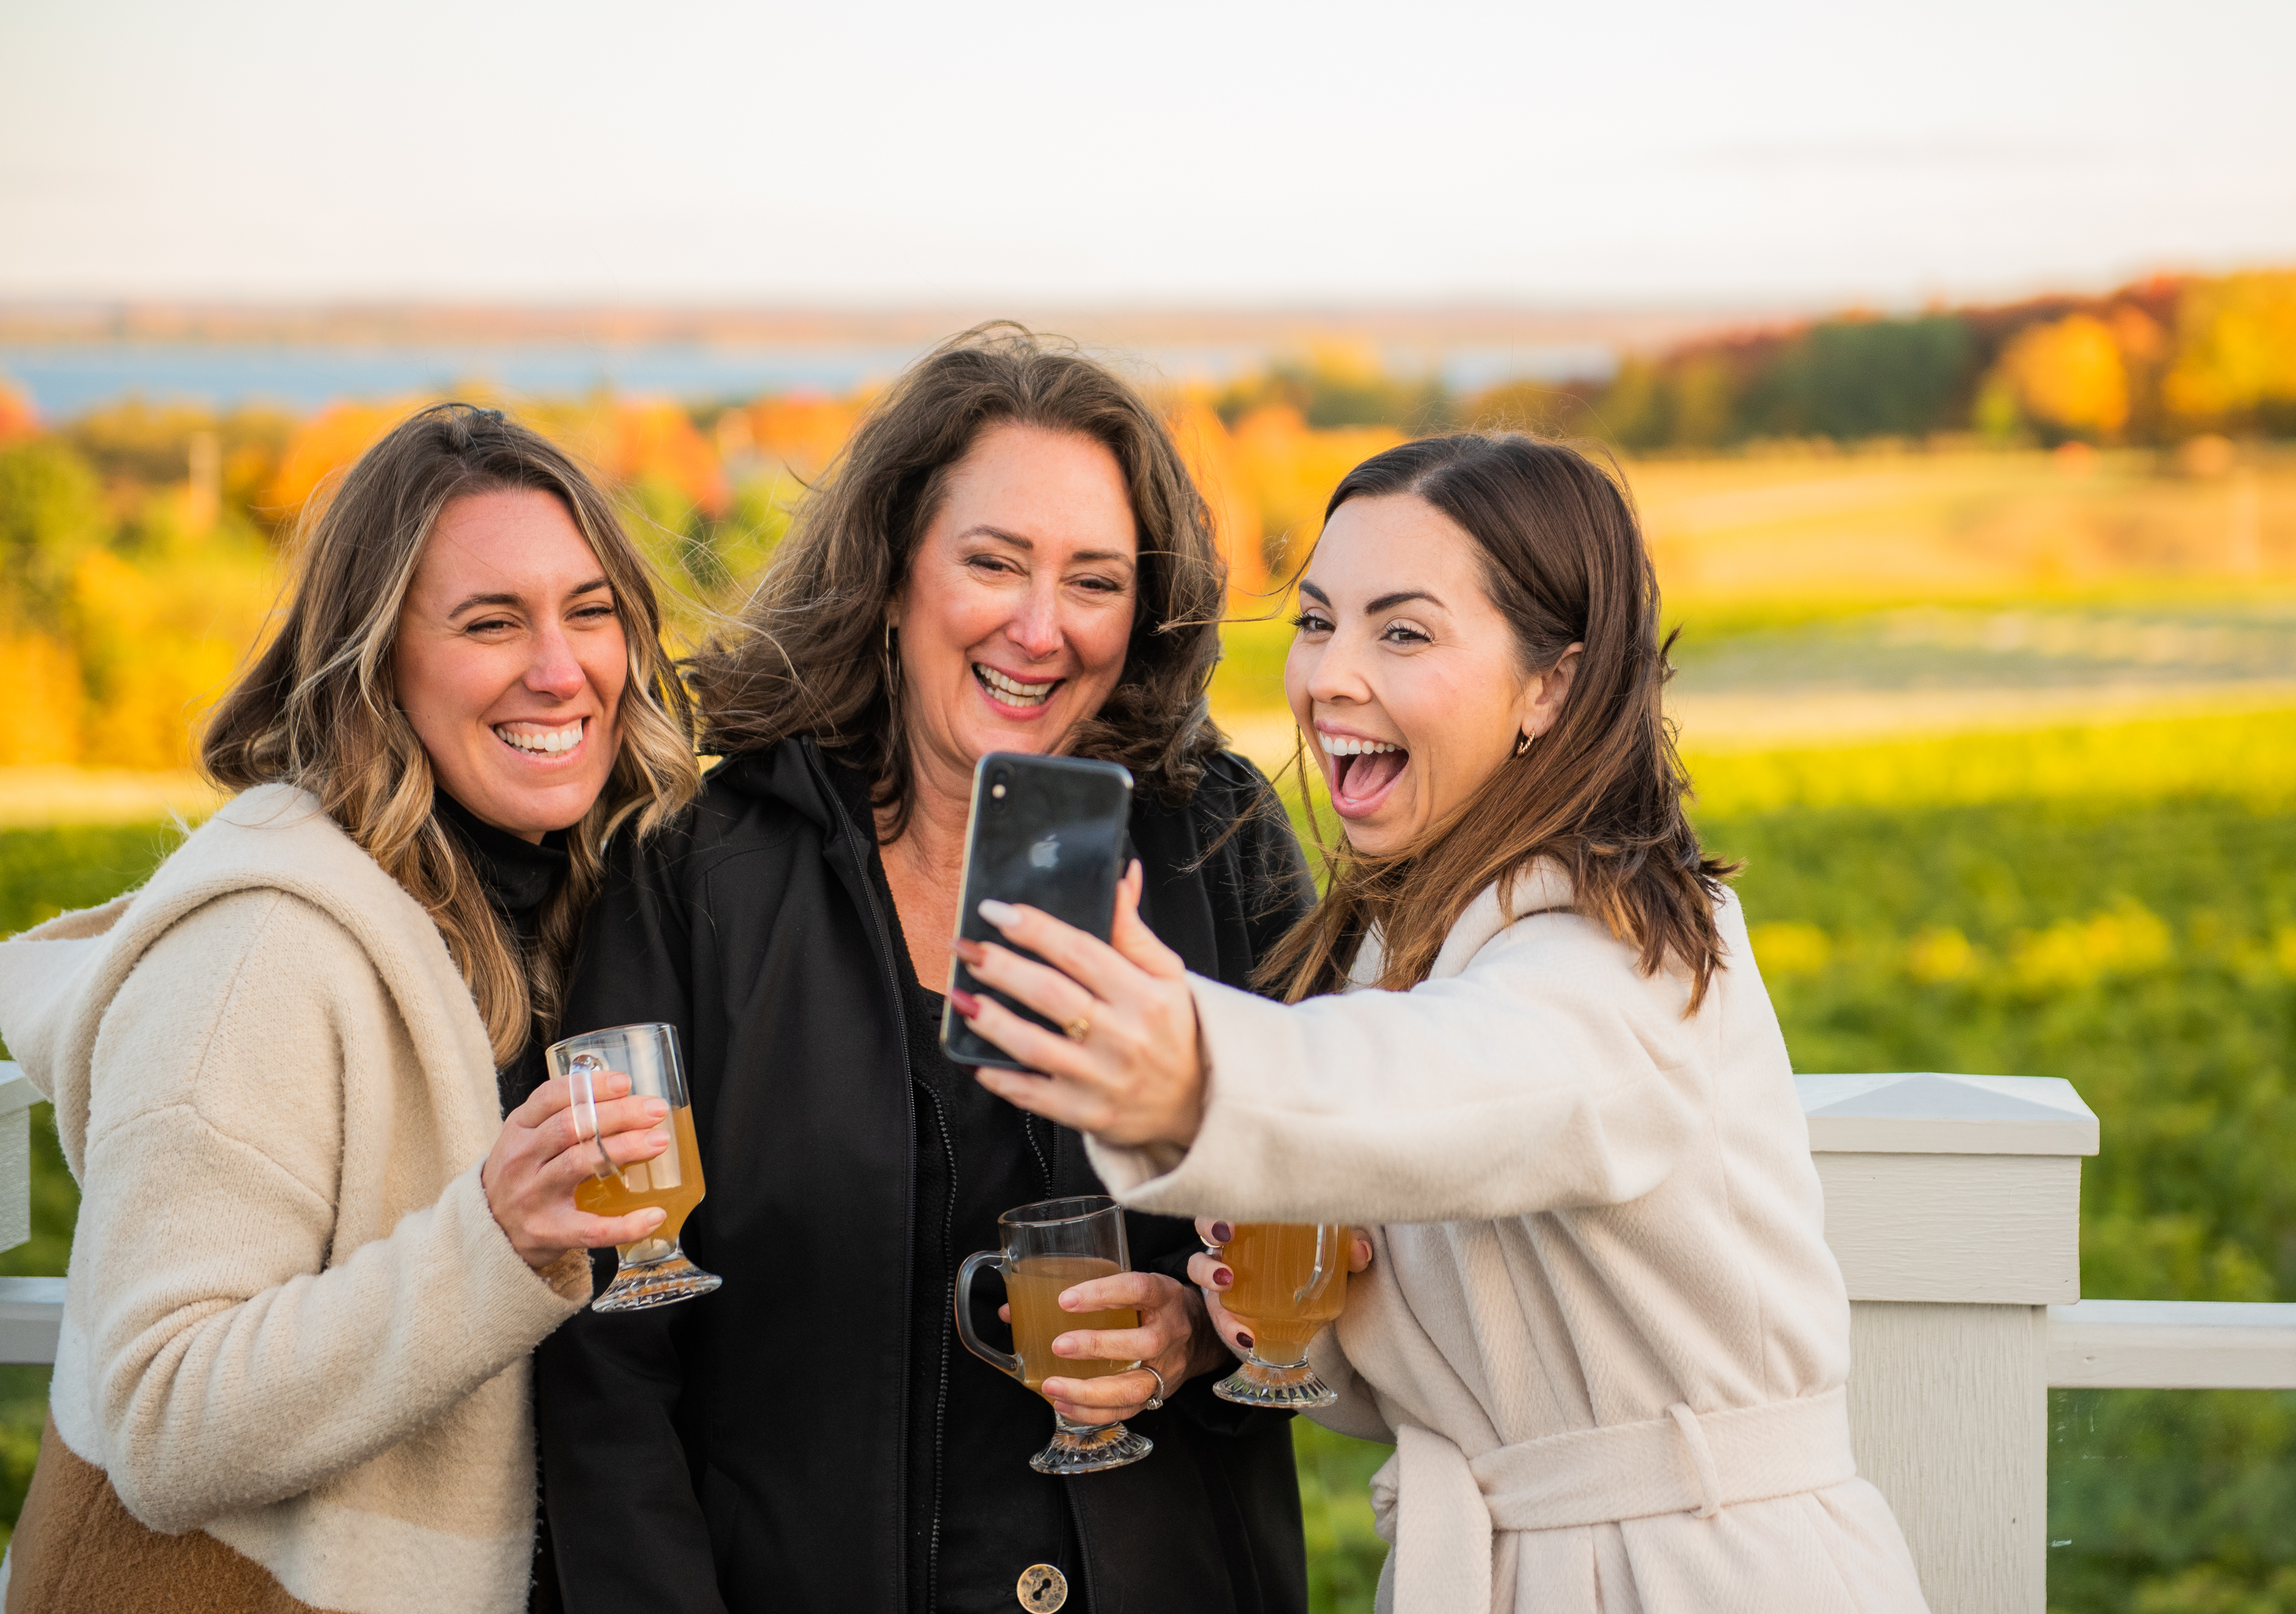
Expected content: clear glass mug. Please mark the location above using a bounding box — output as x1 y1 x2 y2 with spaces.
955 1195 1154 1474
546 1021 723 1312
1204 1222 1347 1408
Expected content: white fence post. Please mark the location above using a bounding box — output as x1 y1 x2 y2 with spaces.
0 1063 36 1257
1799 1072 2099 1614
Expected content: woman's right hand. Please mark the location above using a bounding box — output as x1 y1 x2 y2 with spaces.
482 1071 673 1270
1186 1221 1375 1359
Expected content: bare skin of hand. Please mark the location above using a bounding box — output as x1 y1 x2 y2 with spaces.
997 1269 1229 1425
958 862 1207 1148
481 1070 674 1270
1187 1220 1376 1360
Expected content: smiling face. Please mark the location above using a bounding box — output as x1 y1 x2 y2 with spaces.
391 485 629 841
890 421 1139 810
1286 492 1577 857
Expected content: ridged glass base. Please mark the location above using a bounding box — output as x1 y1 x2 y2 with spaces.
592 1244 723 1313
1029 1416 1153 1475
1213 1360 1339 1409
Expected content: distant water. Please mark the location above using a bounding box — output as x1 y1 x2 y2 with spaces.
0 339 1616 419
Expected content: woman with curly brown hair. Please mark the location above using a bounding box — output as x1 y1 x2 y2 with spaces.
534 327 1316 1613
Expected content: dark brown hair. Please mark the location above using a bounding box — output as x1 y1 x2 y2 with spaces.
1261 433 1735 1007
203 402 700 1064
685 323 1228 838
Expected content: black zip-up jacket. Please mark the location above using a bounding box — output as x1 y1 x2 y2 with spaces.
533 737 1316 1614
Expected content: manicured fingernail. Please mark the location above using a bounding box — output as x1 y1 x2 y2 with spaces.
1236 1332 1253 1350
951 988 982 1018
953 937 986 965
643 1100 669 1120
1212 1265 1233 1288
978 899 1018 926
1209 1221 1233 1243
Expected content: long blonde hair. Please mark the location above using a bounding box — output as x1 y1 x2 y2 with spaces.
203 403 700 1065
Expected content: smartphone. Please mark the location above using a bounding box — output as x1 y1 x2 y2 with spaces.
941 752 1135 1070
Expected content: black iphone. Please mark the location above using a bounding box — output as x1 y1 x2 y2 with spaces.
940 752 1135 1070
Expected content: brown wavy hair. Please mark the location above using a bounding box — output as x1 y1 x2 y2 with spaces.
1261 433 1736 1008
203 402 701 1065
685 323 1228 839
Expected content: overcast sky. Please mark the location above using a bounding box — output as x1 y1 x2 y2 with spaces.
2 0 2291 309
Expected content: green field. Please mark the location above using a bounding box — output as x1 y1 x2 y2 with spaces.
2 710 2293 1608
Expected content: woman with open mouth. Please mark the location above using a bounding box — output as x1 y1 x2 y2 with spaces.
953 434 1930 1614
534 327 1317 1614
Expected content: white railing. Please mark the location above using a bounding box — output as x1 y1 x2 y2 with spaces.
0 1062 2289 1611
1803 1070 2296 1613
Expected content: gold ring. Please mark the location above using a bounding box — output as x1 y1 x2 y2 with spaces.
1063 1013 1092 1042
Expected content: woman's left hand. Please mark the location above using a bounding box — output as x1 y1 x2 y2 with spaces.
1004 1268 1223 1425
958 862 1206 1149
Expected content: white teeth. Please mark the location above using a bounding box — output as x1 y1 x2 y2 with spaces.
974 664 1057 706
496 719 584 756
1318 734 1402 757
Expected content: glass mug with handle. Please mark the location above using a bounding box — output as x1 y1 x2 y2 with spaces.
546 1021 723 1312
1204 1222 1348 1408
955 1195 1154 1474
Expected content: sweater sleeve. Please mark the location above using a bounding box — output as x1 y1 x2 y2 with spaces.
74 891 587 1533
1085 909 1709 1225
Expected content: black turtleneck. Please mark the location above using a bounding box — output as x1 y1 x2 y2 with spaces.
433 789 572 1113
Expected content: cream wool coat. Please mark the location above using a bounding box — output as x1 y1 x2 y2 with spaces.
1089 864 1930 1614
0 785 591 1614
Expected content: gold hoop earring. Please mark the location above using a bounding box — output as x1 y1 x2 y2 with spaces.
1513 729 1535 758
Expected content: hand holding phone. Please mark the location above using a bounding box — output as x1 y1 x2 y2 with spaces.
941 752 1134 1070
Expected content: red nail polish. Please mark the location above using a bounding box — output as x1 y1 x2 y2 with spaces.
1237 1332 1254 1350
1210 1221 1233 1243
1213 1266 1234 1288
951 988 982 1018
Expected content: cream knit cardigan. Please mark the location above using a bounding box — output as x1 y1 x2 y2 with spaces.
0 785 591 1614
1089 864 1930 1614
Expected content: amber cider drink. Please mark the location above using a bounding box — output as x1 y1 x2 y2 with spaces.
1224 1222 1348 1366
575 1106 706 1250
1005 1255 1139 1391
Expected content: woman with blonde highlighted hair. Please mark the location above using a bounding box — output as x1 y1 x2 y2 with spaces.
0 403 700 1614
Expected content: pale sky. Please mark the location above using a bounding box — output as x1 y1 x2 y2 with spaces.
2 0 2292 308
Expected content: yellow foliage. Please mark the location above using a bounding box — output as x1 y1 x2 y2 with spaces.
2163 270 2296 422
1230 407 1404 570
70 543 277 769
1993 314 2130 438
0 636 83 765
2273 926 2296 978
1166 401 1268 604
1906 927 1977 984
1685 706 2296 815
2010 899 2171 990
1750 920 1831 977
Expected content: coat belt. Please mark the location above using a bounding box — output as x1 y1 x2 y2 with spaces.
1368 1386 1858 1612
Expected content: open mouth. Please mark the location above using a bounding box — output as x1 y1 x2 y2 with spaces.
974 663 1061 711
493 717 586 757
1320 731 1409 816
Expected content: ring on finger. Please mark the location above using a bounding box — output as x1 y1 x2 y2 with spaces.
1062 1011 1092 1042
1140 1363 1168 1412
